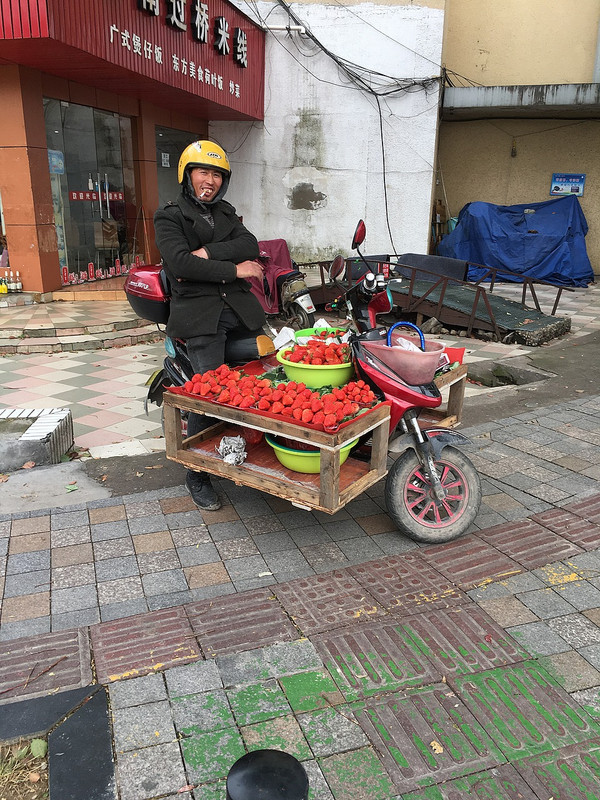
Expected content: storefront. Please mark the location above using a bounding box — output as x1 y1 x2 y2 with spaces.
0 0 265 294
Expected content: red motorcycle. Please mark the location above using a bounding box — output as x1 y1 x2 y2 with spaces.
330 220 481 543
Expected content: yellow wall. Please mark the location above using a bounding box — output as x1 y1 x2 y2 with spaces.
443 0 600 85
438 118 600 271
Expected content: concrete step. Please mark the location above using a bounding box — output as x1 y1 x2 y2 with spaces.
0 322 162 354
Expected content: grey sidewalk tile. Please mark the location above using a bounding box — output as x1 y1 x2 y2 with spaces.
170 525 211 547
93 537 135 560
116 741 187 800
177 542 220 566
224 554 269 582
322 519 368 542
164 510 205 529
137 550 181 574
571 687 600 717
52 563 95 590
127 515 169 535
252 531 296 553
216 538 259 560
6 550 50 574
207 521 250 542
109 673 167 709
91 520 130 542
0 538 7 558
233 575 275 592
51 510 89 530
3 569 50 597
165 660 222 697
189 583 236 601
243 515 286 536
217 640 323 687
277 509 321 531
100 598 149 622
370 532 419 555
0 617 51 641
288 525 331 547
51 607 100 631
147 590 193 610
227 679 291 726
565 552 600 578
50 526 91 547
497 572 546 593
97 575 144 605
229 498 274 519
113 700 177 752
342 498 382 518
538 651 600 692
125 500 163 518
477 596 539 627
336 537 385 563
95 555 140 582
532 561 589 586
297 706 368 757
263 549 313 575
554 580 600 610
51 583 98 614
547 613 600 647
506 621 571 656
140 569 188 596
580 644 600 671
171 688 234 732
516 587 577 619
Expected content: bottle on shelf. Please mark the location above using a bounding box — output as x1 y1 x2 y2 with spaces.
0 275 7 294
15 271 22 292
7 270 15 292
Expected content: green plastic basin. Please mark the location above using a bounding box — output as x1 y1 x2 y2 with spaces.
265 434 358 474
276 347 354 388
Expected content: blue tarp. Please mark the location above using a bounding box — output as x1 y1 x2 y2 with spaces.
437 196 594 287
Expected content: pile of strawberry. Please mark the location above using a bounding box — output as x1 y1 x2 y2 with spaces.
282 330 350 365
181 364 378 430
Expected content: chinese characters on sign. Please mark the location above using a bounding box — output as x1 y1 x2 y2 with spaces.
550 173 586 197
69 191 125 201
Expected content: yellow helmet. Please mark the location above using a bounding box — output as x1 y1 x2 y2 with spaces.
177 140 231 184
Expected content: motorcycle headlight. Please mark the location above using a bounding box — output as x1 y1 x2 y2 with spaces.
165 336 177 358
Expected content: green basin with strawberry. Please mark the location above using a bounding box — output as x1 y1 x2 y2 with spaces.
294 327 343 340
276 347 354 389
265 434 358 474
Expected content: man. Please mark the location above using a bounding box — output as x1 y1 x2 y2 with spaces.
154 140 266 511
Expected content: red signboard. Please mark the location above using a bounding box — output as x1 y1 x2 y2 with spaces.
0 0 264 121
69 191 125 201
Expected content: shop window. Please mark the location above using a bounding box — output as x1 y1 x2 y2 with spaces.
44 98 138 285
156 126 202 209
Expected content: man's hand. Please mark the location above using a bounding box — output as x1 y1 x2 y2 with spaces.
236 260 264 279
191 247 210 259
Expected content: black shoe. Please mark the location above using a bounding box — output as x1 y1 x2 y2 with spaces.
185 471 222 511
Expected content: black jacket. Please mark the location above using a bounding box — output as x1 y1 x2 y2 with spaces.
154 194 265 339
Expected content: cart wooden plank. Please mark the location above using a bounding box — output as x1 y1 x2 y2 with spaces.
162 393 391 514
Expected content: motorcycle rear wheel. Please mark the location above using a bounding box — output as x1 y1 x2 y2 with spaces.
289 303 315 330
385 446 481 543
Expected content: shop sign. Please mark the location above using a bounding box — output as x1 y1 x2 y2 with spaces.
550 173 586 197
48 150 65 174
69 191 125 201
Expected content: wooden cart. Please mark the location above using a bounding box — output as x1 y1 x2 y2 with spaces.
163 392 391 514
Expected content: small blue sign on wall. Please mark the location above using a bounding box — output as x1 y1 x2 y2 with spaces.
48 149 65 174
550 173 585 197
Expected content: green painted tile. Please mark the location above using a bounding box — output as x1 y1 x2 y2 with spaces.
180 726 245 783
515 738 600 798
241 714 312 761
194 780 227 799
280 669 344 712
454 661 600 761
227 679 291 725
171 689 234 732
319 747 395 800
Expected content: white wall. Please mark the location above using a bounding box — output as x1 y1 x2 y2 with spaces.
211 2 444 263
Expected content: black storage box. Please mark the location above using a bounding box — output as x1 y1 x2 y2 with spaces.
124 265 170 324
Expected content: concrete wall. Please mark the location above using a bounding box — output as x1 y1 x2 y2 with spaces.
442 0 600 85
438 118 600 271
211 2 444 263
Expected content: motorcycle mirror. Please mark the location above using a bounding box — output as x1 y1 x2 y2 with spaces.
351 220 366 250
328 254 346 283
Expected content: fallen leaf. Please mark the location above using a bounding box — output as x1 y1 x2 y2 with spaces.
0 474 8 483
101 474 108 482
136 471 144 477
28 772 41 783
65 484 79 492
430 740 444 753
178 786 196 793
22 461 36 469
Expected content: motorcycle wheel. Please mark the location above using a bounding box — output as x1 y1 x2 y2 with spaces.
289 303 315 330
385 446 481 543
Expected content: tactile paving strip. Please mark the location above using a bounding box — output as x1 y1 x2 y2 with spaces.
352 683 506 794
401 763 541 800
272 571 385 635
531 507 600 550
349 554 470 614
420 535 522 589
185 589 299 657
477 519 583 569
514 738 600 798
396 605 529 677
312 618 439 701
453 661 600 761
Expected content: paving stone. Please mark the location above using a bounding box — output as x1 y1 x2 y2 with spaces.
116 741 188 800
0 617 51 642
301 760 334 800
51 583 97 614
477 595 539 627
319 746 395 800
538 650 600 692
570 687 600 717
401 764 542 800
51 510 90 530
1 591 50 623
262 549 314 580
454 661 600 760
251 531 295 553
51 542 94 567
227 678 291 725
516 587 576 618
313 619 438 702
177 542 220 566
8 531 50 553
280 669 344 712
532 561 588 586
349 554 469 614
52 563 96 589
186 588 299 658
300 542 350 573
298 706 368 757
553 578 600 609
52 607 100 630
112 700 177 752
531 507 600 549
396 605 529 676
216 640 322 687
564 550 600 577
97 575 144 605
272 571 385 635
184 562 231 589
51 526 92 547
580 644 600 670
91 520 130 541
166 509 208 529
3 568 50 597
506 621 570 656
88 505 126 524
141 569 188 596
147 589 193 610
6 549 50 574
100 599 149 622
125 499 163 518
171 688 234 732
109 673 167 709
165 659 222 697
0 628 92 703
288 524 332 547
242 515 286 536
547 612 600 647
180 725 245 784
90 606 201 684
514 739 600 800
420 534 522 590
127 515 169 535
477 519 583 569
241 713 312 760
10 516 50 535
224 554 269 581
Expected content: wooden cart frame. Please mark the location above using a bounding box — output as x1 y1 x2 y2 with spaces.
163 392 391 514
